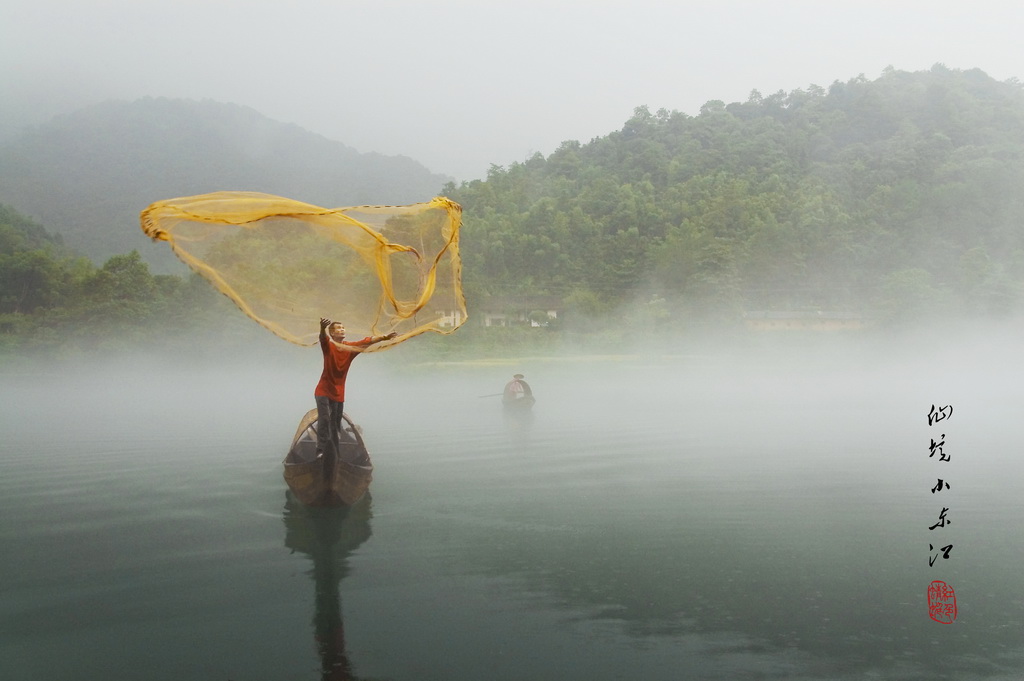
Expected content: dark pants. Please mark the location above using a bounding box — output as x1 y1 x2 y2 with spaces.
315 395 344 457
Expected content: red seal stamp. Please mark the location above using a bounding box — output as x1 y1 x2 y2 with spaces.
927 580 957 623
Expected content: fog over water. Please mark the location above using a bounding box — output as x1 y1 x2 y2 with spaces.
1 325 1023 680
6 1 1024 676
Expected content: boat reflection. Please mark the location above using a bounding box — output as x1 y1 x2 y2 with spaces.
283 491 373 680
503 402 535 433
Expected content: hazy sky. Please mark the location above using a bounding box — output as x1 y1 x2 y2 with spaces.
4 1 1024 181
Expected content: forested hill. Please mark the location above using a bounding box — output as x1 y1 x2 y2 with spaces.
446 65 1024 326
0 98 450 270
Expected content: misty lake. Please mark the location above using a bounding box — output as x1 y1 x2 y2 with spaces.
2 333 1022 681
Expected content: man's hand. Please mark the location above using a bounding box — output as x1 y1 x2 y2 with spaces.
320 317 332 329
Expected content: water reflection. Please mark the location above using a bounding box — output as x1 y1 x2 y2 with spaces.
283 492 373 681
502 401 535 434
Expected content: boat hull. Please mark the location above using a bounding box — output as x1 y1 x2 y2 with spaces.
283 409 373 507
502 395 536 410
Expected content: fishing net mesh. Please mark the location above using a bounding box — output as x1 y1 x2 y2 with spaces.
140 192 466 348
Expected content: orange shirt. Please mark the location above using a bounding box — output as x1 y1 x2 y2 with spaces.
314 335 373 402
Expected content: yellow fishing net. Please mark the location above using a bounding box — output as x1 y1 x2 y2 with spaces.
140 191 466 348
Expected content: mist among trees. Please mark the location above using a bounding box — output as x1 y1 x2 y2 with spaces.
3 66 1024 357
447 66 1024 332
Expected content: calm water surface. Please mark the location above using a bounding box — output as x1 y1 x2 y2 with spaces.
1 343 1022 680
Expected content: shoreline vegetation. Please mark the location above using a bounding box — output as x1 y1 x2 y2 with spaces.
0 222 1018 368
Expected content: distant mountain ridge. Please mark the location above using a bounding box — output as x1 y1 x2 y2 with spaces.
0 97 451 270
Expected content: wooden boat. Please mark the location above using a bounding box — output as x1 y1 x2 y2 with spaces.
502 391 535 411
283 409 373 507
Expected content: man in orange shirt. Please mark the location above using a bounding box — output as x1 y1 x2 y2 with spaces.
315 317 395 458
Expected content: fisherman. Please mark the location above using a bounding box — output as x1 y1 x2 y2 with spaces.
502 373 534 406
315 317 395 457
